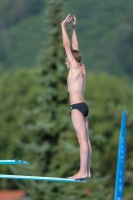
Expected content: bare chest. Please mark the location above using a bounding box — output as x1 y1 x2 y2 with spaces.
67 69 86 93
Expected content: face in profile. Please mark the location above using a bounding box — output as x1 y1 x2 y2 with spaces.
65 57 70 69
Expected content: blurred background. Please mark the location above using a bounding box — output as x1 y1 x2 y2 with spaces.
0 0 133 199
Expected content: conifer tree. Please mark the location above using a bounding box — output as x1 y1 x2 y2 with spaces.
11 1 78 199
11 2 113 199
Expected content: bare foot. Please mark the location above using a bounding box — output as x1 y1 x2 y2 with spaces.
68 170 91 180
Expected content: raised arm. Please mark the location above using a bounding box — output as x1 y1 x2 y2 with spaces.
61 14 71 47
72 15 79 50
61 14 77 66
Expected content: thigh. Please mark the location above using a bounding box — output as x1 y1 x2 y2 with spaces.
71 109 87 140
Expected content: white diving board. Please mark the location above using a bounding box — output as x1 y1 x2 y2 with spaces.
0 160 29 165
0 174 87 183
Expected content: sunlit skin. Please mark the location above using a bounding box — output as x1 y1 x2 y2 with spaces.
61 14 92 180
65 57 70 69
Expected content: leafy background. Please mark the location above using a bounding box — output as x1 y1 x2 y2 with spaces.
0 0 133 199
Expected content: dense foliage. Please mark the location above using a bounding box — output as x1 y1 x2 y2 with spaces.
0 0 133 199
0 68 40 189
0 70 133 199
0 0 133 79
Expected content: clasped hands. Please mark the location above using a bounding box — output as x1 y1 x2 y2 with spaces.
61 14 77 28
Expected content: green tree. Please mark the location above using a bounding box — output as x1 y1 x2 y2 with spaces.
14 71 133 200
115 20 133 76
1 0 133 83
0 68 40 189
85 73 133 199
0 0 45 27
1 70 133 199
0 0 45 68
12 1 75 199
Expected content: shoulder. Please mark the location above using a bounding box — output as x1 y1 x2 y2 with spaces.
69 63 83 77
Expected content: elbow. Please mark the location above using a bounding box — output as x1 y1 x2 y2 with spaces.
63 42 70 48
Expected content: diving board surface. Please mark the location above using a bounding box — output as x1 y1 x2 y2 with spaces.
0 160 29 165
0 174 87 183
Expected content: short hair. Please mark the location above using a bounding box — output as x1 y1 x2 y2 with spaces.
65 49 81 63
71 49 81 63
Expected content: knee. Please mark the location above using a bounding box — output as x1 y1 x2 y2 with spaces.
77 135 87 144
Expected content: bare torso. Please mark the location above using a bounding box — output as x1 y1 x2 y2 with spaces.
67 63 86 105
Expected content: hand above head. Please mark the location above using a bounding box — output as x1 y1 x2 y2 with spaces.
72 15 77 28
61 14 72 25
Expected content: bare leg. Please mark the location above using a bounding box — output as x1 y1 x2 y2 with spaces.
85 116 92 177
68 109 91 179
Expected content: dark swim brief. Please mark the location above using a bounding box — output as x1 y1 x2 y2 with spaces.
70 102 89 117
